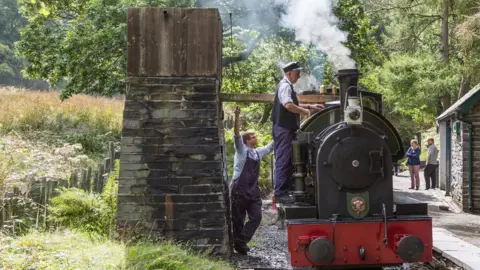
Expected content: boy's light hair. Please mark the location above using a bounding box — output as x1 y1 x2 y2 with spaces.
241 129 256 144
410 139 418 145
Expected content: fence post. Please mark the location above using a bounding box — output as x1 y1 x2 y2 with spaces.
44 180 53 228
114 151 121 160
58 179 68 189
81 168 89 191
87 167 92 192
109 142 115 165
72 169 78 188
98 163 105 193
93 170 100 193
104 158 111 174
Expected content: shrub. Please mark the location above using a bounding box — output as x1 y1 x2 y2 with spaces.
102 159 120 237
48 188 112 236
48 159 120 237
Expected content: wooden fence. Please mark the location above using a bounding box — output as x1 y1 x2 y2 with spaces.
0 142 120 231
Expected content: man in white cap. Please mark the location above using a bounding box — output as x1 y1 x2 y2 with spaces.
271 61 324 204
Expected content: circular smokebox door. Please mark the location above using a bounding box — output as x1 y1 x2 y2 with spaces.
322 126 389 190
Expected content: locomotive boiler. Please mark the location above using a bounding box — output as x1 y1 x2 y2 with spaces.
279 69 433 269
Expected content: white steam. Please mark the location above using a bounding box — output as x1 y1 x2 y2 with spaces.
276 0 356 70
293 74 319 93
276 60 320 92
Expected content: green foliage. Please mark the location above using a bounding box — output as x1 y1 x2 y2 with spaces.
16 0 195 99
222 36 318 95
103 159 120 235
363 53 459 126
48 188 113 236
0 0 25 80
48 158 120 237
0 0 47 88
333 0 385 69
48 160 119 237
0 44 16 76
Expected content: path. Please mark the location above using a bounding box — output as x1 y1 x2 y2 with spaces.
393 170 480 270
393 170 480 247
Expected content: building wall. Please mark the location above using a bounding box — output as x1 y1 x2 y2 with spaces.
450 120 464 207
463 103 480 211
447 102 480 212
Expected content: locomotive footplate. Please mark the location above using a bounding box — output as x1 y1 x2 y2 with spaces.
284 205 317 219
286 216 432 268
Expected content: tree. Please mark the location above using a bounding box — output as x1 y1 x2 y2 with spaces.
455 6 480 98
0 0 47 88
359 0 480 129
16 0 195 100
17 0 385 100
362 53 459 127
334 0 386 69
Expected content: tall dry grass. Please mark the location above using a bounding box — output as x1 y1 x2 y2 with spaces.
0 86 124 156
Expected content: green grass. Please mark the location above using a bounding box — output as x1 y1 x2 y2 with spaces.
0 230 234 270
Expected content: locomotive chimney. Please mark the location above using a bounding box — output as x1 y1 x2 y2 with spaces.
336 68 361 120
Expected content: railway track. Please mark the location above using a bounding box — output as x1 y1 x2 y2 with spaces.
232 207 463 270
235 250 462 270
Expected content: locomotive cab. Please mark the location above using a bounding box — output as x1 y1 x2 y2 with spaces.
281 69 433 269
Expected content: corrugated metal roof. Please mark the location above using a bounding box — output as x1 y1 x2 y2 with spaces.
437 83 480 122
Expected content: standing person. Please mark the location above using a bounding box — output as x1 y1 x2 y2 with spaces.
271 61 324 204
406 139 421 190
424 138 438 189
230 106 274 255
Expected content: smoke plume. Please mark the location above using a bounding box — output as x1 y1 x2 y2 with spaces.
276 0 356 70
276 60 321 92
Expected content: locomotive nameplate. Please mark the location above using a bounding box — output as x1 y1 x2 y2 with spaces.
347 192 369 219
351 197 366 215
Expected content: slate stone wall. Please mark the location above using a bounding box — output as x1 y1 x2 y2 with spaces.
450 102 480 212
450 120 464 207
116 77 231 256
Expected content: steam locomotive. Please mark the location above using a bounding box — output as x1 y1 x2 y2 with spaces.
277 69 433 269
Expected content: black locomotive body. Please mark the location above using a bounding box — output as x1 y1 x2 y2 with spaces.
280 69 433 268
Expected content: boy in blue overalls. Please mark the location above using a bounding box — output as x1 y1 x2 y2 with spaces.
230 106 274 254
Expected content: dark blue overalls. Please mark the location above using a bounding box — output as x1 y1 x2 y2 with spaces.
230 149 262 249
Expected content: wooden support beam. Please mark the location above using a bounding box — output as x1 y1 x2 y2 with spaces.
220 93 339 104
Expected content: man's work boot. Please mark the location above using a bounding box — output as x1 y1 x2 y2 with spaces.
233 243 249 255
